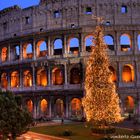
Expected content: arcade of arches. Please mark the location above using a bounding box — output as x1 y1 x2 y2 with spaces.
25 96 135 119
0 64 136 89
1 33 140 62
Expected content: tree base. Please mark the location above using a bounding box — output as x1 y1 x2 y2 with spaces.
91 127 116 134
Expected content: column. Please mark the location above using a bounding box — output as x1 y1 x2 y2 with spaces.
63 35 67 55
32 65 36 88
64 63 68 86
116 31 120 55
79 33 85 52
48 37 51 56
7 71 11 90
20 41 23 61
20 69 23 88
33 98 37 119
66 96 69 118
134 31 138 54
33 39 36 60
8 43 10 61
47 66 51 86
49 97 52 118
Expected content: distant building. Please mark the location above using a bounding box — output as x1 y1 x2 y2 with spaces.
0 0 139 120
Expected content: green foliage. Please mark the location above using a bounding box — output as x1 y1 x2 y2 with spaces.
0 90 33 139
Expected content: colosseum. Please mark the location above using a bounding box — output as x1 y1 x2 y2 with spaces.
0 0 139 120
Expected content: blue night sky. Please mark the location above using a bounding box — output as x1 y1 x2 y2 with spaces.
0 0 40 10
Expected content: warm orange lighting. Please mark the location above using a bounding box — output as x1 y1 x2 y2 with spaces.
52 68 63 85
1 47 8 62
122 65 134 82
37 69 47 86
1 73 8 89
23 70 32 87
11 71 19 88
125 96 135 112
40 99 48 113
109 66 117 82
27 100 33 112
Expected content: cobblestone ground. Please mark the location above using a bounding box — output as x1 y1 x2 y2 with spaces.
17 132 67 140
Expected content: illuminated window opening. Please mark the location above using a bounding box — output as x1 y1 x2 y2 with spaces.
71 98 82 116
1 47 8 62
40 99 48 113
23 70 32 87
52 67 64 85
122 64 134 82
1 73 8 89
109 66 117 82
27 99 33 112
11 71 19 88
37 69 47 86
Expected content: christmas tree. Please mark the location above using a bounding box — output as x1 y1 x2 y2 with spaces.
82 25 122 127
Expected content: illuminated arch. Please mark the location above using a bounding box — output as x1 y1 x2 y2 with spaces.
23 43 33 59
36 40 47 57
11 71 19 88
37 69 47 86
120 34 131 51
85 35 94 52
71 98 82 116
104 35 114 51
70 67 81 84
68 37 79 54
122 64 134 82
54 39 63 55
1 73 8 89
23 70 32 87
40 99 48 113
27 99 33 112
1 47 8 62
52 67 64 85
125 96 135 113
109 66 117 82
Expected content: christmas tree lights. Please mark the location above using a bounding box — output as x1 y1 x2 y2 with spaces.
82 25 122 127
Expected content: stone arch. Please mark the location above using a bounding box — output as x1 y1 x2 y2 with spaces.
85 35 94 52
70 98 82 117
109 66 117 82
23 43 33 59
120 34 131 51
125 96 135 113
68 37 79 54
40 99 48 114
23 70 32 87
122 64 134 82
26 99 33 113
70 67 81 84
52 67 64 85
104 35 114 51
1 72 8 89
36 40 47 57
37 68 47 86
1 47 8 62
54 99 64 118
11 71 19 88
53 39 63 55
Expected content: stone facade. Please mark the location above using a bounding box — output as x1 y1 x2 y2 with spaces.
0 0 140 120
